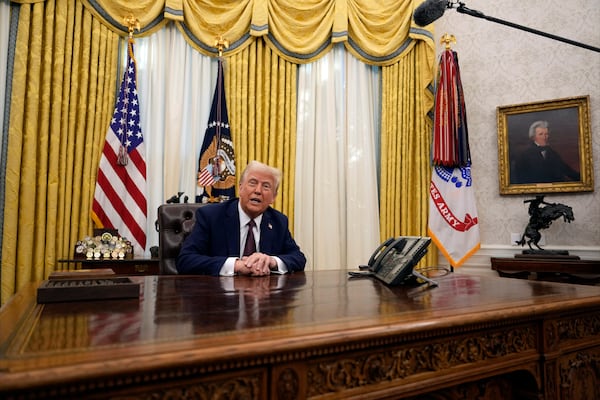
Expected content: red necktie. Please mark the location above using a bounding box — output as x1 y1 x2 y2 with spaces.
243 220 256 256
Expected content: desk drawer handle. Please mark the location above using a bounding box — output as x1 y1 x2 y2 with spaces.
134 264 148 273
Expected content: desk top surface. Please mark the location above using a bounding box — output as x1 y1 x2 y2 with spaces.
1 270 600 390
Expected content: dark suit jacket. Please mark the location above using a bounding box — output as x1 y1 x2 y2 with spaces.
176 199 306 275
512 143 580 184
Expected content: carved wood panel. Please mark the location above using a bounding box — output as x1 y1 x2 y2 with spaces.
305 324 538 398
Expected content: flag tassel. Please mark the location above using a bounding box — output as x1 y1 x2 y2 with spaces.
117 145 128 166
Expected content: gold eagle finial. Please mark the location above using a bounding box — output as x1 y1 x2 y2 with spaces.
214 35 230 57
124 15 140 38
441 33 456 50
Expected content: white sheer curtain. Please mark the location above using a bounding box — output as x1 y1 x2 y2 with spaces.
295 45 381 270
134 24 217 253
127 28 383 267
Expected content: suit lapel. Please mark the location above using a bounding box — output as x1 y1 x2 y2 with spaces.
259 209 275 253
225 200 241 255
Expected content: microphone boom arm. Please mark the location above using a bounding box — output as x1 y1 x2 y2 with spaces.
455 3 600 53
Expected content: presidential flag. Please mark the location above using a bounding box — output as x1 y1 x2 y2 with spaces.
196 58 236 203
428 48 480 267
92 39 147 255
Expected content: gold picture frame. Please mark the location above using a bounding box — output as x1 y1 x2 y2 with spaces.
497 95 593 195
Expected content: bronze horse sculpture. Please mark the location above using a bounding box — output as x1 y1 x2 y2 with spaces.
516 196 574 251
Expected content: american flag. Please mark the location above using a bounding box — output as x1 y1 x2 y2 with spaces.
92 39 147 255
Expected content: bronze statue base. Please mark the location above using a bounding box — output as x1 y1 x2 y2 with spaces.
515 250 579 260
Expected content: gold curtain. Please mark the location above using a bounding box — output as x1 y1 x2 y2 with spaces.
77 0 430 66
225 41 298 229
1 0 120 304
2 0 436 303
380 40 437 267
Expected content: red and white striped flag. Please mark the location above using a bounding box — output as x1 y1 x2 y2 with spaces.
92 39 147 255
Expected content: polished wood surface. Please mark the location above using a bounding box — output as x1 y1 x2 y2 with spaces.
1 271 600 399
491 256 600 285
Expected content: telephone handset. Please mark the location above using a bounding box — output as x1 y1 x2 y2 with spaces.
367 237 400 271
353 236 437 287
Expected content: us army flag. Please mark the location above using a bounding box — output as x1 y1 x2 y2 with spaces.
428 48 480 267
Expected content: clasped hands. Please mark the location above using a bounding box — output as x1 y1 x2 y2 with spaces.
235 252 277 276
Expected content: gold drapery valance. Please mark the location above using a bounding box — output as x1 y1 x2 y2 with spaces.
63 0 434 65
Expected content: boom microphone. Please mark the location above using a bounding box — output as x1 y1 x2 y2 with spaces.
413 0 600 53
413 0 451 27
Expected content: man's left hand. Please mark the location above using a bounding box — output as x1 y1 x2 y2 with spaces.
243 253 276 276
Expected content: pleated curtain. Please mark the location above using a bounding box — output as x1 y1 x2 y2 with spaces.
0 0 435 304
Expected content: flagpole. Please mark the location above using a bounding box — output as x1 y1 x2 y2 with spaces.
92 14 148 255
428 34 480 270
214 35 229 148
196 35 236 204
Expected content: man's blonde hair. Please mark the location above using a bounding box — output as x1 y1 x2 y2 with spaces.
240 160 282 192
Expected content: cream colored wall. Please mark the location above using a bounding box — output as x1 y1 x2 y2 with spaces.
432 0 600 271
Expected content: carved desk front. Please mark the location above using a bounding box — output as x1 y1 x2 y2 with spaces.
1 271 599 399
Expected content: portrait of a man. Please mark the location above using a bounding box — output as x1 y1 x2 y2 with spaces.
507 107 581 185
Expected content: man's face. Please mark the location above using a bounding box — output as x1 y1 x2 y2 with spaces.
533 127 549 146
239 170 276 219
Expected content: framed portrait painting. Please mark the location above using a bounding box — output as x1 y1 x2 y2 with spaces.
497 95 593 195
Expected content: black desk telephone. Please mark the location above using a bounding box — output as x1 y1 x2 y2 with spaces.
349 236 438 287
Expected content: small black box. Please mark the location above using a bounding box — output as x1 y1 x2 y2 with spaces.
37 277 140 303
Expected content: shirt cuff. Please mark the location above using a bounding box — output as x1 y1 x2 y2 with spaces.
272 256 288 274
219 257 237 276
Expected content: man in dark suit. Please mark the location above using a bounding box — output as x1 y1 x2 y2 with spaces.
512 120 580 184
177 160 306 276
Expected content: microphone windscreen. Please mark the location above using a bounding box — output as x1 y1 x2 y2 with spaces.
413 0 448 27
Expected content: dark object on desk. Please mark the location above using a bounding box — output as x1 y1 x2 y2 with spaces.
349 236 437 287
37 277 139 303
156 203 206 274
516 195 574 252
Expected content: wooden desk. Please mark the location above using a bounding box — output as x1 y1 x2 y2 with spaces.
57 256 159 275
1 271 599 400
491 256 600 285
